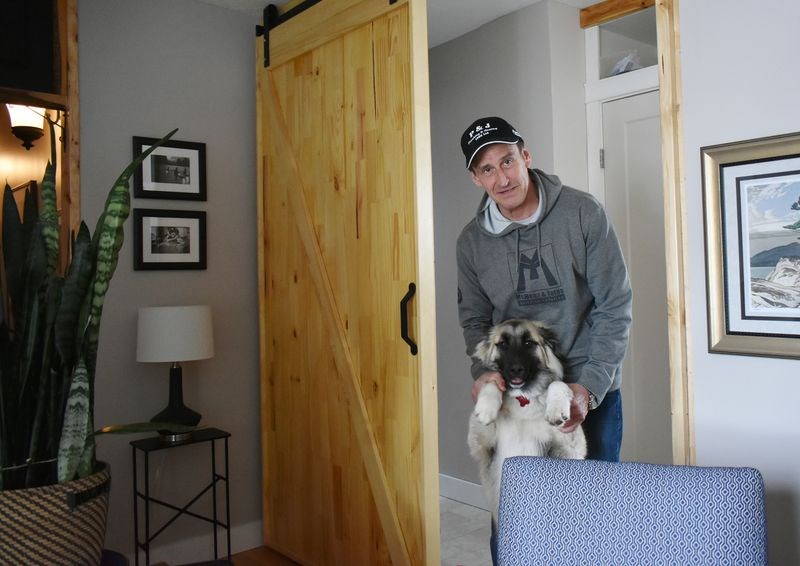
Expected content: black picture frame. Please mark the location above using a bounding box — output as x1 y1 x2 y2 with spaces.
132 136 206 201
133 209 207 270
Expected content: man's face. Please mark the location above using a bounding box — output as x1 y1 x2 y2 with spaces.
469 143 535 220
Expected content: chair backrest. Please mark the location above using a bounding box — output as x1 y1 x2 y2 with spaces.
497 456 768 566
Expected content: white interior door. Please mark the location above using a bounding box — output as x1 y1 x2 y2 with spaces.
602 90 672 465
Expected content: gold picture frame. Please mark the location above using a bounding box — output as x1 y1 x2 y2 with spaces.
701 132 800 359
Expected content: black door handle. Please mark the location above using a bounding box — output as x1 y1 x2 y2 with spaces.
400 282 418 356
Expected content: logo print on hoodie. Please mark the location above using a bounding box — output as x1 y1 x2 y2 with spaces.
509 244 565 306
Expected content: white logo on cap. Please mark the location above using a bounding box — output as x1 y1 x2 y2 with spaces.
468 122 495 144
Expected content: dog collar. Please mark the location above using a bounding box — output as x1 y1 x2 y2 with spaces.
515 395 530 407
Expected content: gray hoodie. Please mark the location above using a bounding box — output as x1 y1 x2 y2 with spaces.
456 168 632 403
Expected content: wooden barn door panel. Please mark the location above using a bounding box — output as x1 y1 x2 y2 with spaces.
256 1 438 564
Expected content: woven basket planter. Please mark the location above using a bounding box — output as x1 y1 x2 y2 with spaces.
0 462 111 566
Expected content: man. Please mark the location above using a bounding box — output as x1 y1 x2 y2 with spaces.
457 116 632 461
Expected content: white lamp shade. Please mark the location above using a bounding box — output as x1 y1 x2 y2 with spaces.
136 305 214 363
6 104 45 128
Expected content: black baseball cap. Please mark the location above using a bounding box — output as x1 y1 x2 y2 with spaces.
460 116 524 169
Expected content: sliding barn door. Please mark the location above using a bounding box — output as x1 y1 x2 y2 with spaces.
255 0 438 564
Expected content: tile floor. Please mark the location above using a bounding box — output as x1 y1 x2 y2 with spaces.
440 496 493 566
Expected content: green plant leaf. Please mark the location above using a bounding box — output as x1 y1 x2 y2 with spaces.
21 180 39 230
39 163 59 272
90 128 179 252
16 233 49 401
3 128 179 488
72 129 176 479
25 276 62 484
55 223 94 368
57 359 90 483
2 184 26 313
82 129 177 382
76 435 94 479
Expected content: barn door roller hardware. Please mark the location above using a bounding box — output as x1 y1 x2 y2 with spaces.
256 3 309 68
256 0 399 67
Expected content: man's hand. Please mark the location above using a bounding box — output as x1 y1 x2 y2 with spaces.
559 383 590 433
471 371 505 403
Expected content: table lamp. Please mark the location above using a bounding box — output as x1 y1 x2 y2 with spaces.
136 305 214 441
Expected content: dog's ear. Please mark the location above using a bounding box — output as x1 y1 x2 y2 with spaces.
535 324 565 377
473 336 498 368
537 325 560 352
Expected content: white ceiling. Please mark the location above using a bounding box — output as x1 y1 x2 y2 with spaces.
198 0 596 47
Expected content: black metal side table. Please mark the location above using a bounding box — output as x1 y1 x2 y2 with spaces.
131 427 231 566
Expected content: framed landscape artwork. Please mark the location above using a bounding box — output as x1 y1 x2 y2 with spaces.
702 132 800 359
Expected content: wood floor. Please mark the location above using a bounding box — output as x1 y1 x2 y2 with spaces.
231 546 298 566
231 498 491 565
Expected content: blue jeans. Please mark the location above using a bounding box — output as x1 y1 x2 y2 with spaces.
489 389 623 564
583 388 623 461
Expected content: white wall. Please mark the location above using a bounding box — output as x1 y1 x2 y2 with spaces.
79 0 262 561
680 2 800 563
548 2 587 190
431 0 585 486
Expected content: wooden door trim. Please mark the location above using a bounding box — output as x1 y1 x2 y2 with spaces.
268 0 407 68
64 0 80 241
580 0 655 28
655 0 693 464
264 75 412 566
407 0 441 563
254 37 269 548
3 0 80 269
582 0 692 465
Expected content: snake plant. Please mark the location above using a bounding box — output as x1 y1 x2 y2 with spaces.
0 128 178 489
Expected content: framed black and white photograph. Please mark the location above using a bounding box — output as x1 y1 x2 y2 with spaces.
133 209 207 270
701 132 800 359
133 136 206 200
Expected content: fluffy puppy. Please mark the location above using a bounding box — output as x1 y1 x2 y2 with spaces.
467 319 587 522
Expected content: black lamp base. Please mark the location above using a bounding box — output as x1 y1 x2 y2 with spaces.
151 364 201 441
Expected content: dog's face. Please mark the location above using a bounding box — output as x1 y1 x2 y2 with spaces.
473 319 562 389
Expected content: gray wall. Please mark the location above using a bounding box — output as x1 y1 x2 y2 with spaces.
680 1 800 562
79 0 261 560
431 0 585 485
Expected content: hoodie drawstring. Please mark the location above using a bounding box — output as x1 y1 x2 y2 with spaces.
536 223 542 273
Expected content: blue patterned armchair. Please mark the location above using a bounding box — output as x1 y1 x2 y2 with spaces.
497 456 768 565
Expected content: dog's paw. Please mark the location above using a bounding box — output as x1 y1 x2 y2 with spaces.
474 397 500 425
474 383 502 425
545 382 572 426
545 402 570 426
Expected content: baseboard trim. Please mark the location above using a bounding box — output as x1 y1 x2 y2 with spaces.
439 473 489 511
123 478 488 563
